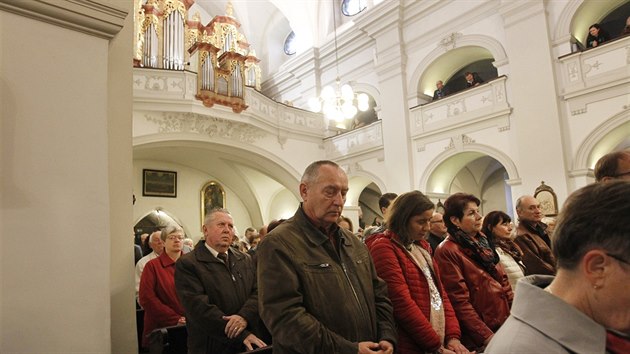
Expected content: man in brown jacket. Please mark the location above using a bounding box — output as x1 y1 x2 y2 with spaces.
257 160 397 354
514 195 556 275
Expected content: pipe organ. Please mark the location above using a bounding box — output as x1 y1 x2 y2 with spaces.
134 0 261 113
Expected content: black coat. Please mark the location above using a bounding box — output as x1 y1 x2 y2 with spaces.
175 245 264 354
432 87 450 100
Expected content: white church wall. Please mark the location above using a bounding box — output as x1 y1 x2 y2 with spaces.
0 1 132 352
268 188 301 222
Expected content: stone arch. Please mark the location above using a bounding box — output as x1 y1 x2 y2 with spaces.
134 133 302 191
419 142 521 193
407 34 509 103
350 82 381 104
573 109 630 172
553 0 628 46
134 208 191 238
133 133 303 228
345 169 386 206
553 0 582 44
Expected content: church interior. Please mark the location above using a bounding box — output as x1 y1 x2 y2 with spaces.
1 0 629 352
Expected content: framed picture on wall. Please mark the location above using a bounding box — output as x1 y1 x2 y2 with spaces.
534 181 558 217
200 181 225 228
143 169 177 198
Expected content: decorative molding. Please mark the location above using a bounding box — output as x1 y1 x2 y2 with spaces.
445 134 475 151
324 121 383 159
462 134 475 145
0 0 127 39
447 100 466 117
571 108 587 116
145 76 169 91
439 32 463 51
145 112 266 144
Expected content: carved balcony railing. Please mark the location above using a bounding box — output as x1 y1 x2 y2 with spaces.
409 76 511 138
558 35 630 115
323 120 383 159
133 67 198 102
133 67 327 139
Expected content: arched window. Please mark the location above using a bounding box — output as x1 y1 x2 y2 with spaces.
284 31 296 55
341 0 367 17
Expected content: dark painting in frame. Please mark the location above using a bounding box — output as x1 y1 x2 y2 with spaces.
143 169 177 198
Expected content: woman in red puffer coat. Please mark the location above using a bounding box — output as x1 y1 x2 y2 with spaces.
368 191 472 354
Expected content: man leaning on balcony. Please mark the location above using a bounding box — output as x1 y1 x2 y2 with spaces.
432 80 450 100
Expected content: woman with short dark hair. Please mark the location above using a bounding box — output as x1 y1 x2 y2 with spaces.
368 191 471 354
433 193 513 352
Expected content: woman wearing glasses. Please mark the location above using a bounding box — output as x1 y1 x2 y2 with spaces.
486 181 630 353
433 193 513 352
482 211 525 291
139 223 186 349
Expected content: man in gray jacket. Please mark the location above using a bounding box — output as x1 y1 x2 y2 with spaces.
257 160 397 354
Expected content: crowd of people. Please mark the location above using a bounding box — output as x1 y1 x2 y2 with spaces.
134 150 630 353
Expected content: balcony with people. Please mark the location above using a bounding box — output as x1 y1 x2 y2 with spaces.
557 2 630 112
410 53 511 138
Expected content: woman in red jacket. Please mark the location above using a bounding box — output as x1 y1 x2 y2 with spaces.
139 223 186 349
433 193 513 352
368 191 471 354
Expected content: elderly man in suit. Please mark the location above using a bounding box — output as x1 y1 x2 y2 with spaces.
175 208 267 354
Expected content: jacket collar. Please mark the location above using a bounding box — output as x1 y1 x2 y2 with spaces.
158 250 181 267
519 220 547 234
384 230 431 253
194 242 244 263
511 275 606 353
295 205 351 248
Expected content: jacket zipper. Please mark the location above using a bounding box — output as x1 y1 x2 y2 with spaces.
339 255 369 327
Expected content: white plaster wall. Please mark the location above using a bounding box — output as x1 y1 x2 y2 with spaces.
500 2 570 204
268 188 301 222
481 169 510 215
133 160 253 242
0 6 132 352
565 96 629 165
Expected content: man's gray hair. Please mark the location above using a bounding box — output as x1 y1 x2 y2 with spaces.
301 160 342 185
204 207 231 225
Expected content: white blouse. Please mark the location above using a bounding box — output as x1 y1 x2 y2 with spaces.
496 247 525 291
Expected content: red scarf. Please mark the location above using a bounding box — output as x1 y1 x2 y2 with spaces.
606 330 630 354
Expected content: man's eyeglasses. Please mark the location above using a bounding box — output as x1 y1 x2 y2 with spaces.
167 235 185 241
607 253 630 266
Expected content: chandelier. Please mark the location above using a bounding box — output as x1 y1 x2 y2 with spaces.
308 2 369 127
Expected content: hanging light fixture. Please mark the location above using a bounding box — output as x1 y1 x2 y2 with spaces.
308 1 369 127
